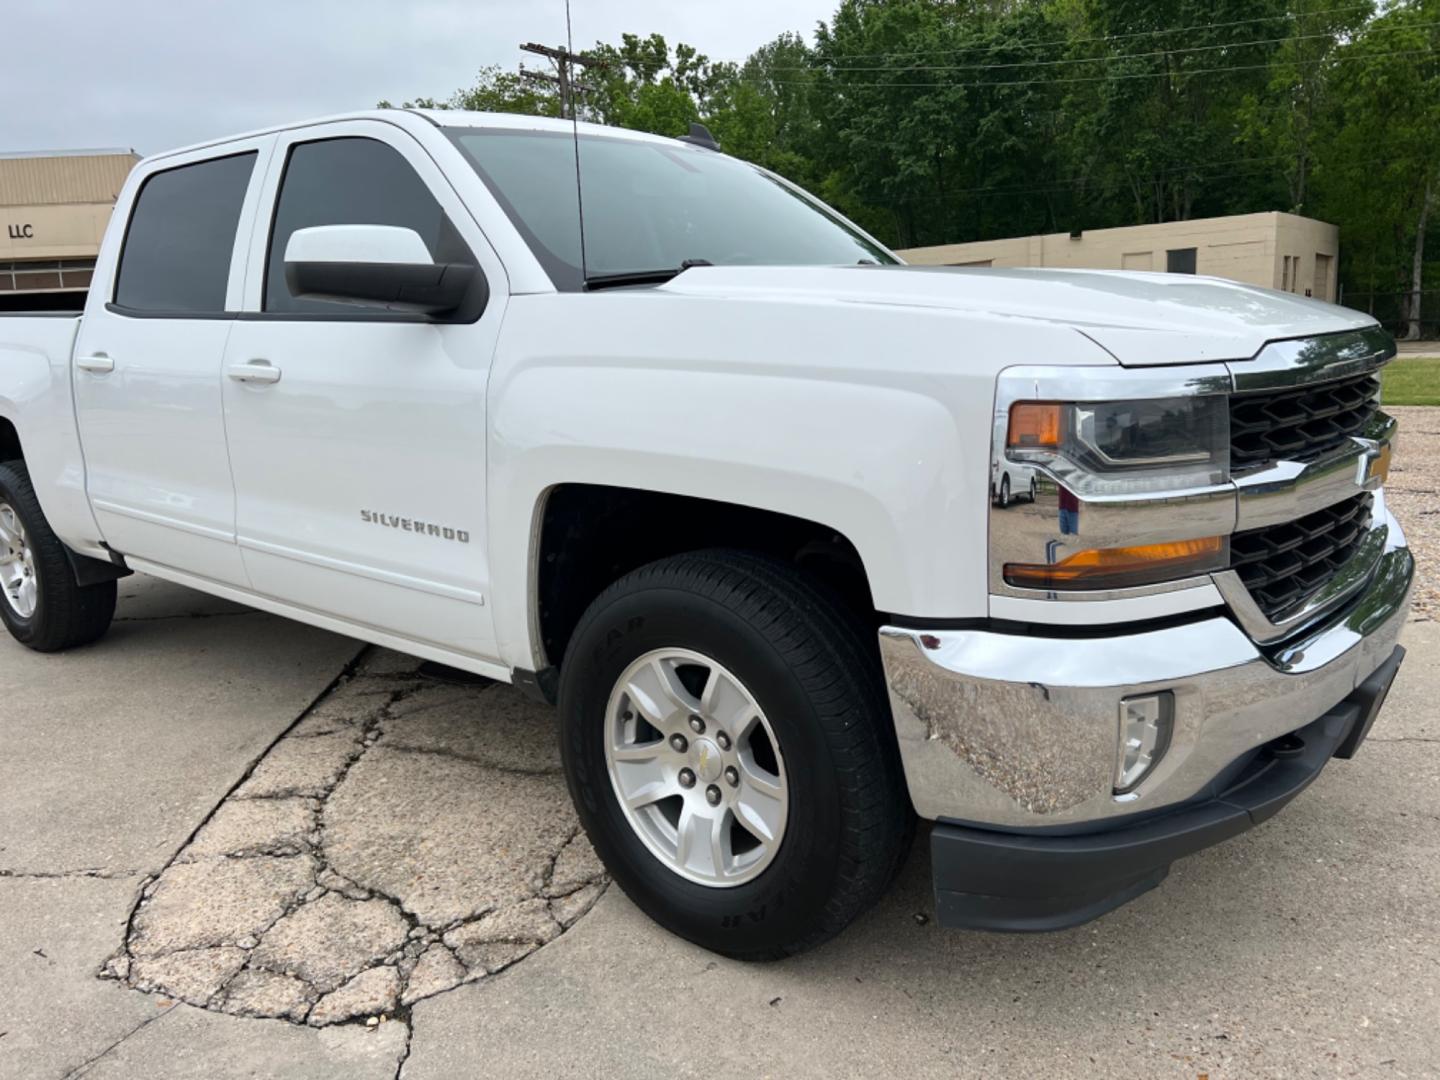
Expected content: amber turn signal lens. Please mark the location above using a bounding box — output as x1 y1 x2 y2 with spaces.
1007 402 1063 450
1365 443 1392 486
1005 536 1226 591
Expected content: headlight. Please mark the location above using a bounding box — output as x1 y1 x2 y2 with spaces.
994 391 1232 592
1007 395 1229 491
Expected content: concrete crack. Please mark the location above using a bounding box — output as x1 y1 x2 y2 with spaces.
394 1018 415 1080
104 645 608 1031
62 1004 175 1079
376 741 563 776
0 868 140 880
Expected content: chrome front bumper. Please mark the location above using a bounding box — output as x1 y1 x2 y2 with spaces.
879 506 1414 828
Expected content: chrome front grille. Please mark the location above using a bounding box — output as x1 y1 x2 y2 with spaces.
1229 493 1375 620
1230 372 1381 471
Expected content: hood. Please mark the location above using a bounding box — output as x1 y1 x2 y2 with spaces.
658 265 1377 366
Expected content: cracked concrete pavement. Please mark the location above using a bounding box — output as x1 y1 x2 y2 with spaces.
3 556 1439 1077
104 647 606 1030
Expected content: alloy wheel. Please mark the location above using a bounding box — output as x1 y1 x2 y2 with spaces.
0 502 37 619
604 648 788 887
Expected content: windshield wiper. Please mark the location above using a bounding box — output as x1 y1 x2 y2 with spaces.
584 259 713 291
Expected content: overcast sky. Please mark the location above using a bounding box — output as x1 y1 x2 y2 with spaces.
5 0 836 156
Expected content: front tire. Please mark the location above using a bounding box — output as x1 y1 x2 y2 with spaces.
997 474 1011 507
0 460 116 652
558 550 912 959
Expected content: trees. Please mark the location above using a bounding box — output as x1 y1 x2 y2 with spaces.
1236 0 1375 217
378 65 561 117
809 0 1071 247
1315 1 1440 338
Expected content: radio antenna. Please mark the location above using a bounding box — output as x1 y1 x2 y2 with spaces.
565 0 590 287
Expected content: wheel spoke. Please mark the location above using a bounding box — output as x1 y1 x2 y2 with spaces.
674 805 700 869
673 807 726 878
610 740 665 764
622 773 672 811
737 753 783 800
17 576 37 617
700 666 753 738
709 810 731 877
610 748 671 806
623 657 695 730
732 710 760 743
734 780 784 844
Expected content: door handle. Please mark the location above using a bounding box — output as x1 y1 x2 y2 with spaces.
76 354 114 374
226 360 282 385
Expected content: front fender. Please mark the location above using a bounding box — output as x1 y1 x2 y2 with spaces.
493 362 965 631
483 291 1116 673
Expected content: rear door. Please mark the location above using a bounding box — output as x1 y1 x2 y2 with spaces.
73 140 272 585
221 120 506 662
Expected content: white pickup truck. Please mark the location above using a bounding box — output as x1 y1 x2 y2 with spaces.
0 110 1412 958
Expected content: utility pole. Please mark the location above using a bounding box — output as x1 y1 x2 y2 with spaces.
519 42 600 120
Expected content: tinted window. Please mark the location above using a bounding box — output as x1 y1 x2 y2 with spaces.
265 138 474 314
449 129 894 291
114 152 256 313
1167 248 1198 275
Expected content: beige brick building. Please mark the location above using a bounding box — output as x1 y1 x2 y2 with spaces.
0 149 138 310
898 212 1339 301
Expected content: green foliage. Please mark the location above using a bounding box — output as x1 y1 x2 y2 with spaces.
1311 0 1440 333
379 65 562 118
386 1 1440 326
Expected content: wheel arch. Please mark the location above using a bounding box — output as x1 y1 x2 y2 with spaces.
527 483 879 675
0 414 21 464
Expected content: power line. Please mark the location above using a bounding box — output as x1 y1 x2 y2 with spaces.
805 3 1376 64
897 156 1292 201
780 24 1399 75
857 149 1419 206
519 41 602 119
770 44 1438 91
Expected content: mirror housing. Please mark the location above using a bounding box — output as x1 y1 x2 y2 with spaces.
282 224 479 316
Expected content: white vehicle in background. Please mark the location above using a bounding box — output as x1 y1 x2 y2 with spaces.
0 110 1412 957
991 436 1040 507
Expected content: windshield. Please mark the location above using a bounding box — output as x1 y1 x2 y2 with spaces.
448 128 896 290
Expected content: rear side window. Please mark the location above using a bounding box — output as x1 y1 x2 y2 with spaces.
264 137 475 315
114 152 256 313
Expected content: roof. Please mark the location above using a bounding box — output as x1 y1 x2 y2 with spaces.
0 150 141 207
408 109 685 145
141 108 687 168
0 148 136 160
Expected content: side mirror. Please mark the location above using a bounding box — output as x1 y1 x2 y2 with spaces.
283 224 478 315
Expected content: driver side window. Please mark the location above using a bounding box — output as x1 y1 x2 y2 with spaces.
264 137 475 315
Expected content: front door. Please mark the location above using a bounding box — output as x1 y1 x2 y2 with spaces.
73 143 270 586
220 123 505 661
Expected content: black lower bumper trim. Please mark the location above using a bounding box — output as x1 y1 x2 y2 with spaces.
931 645 1406 932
